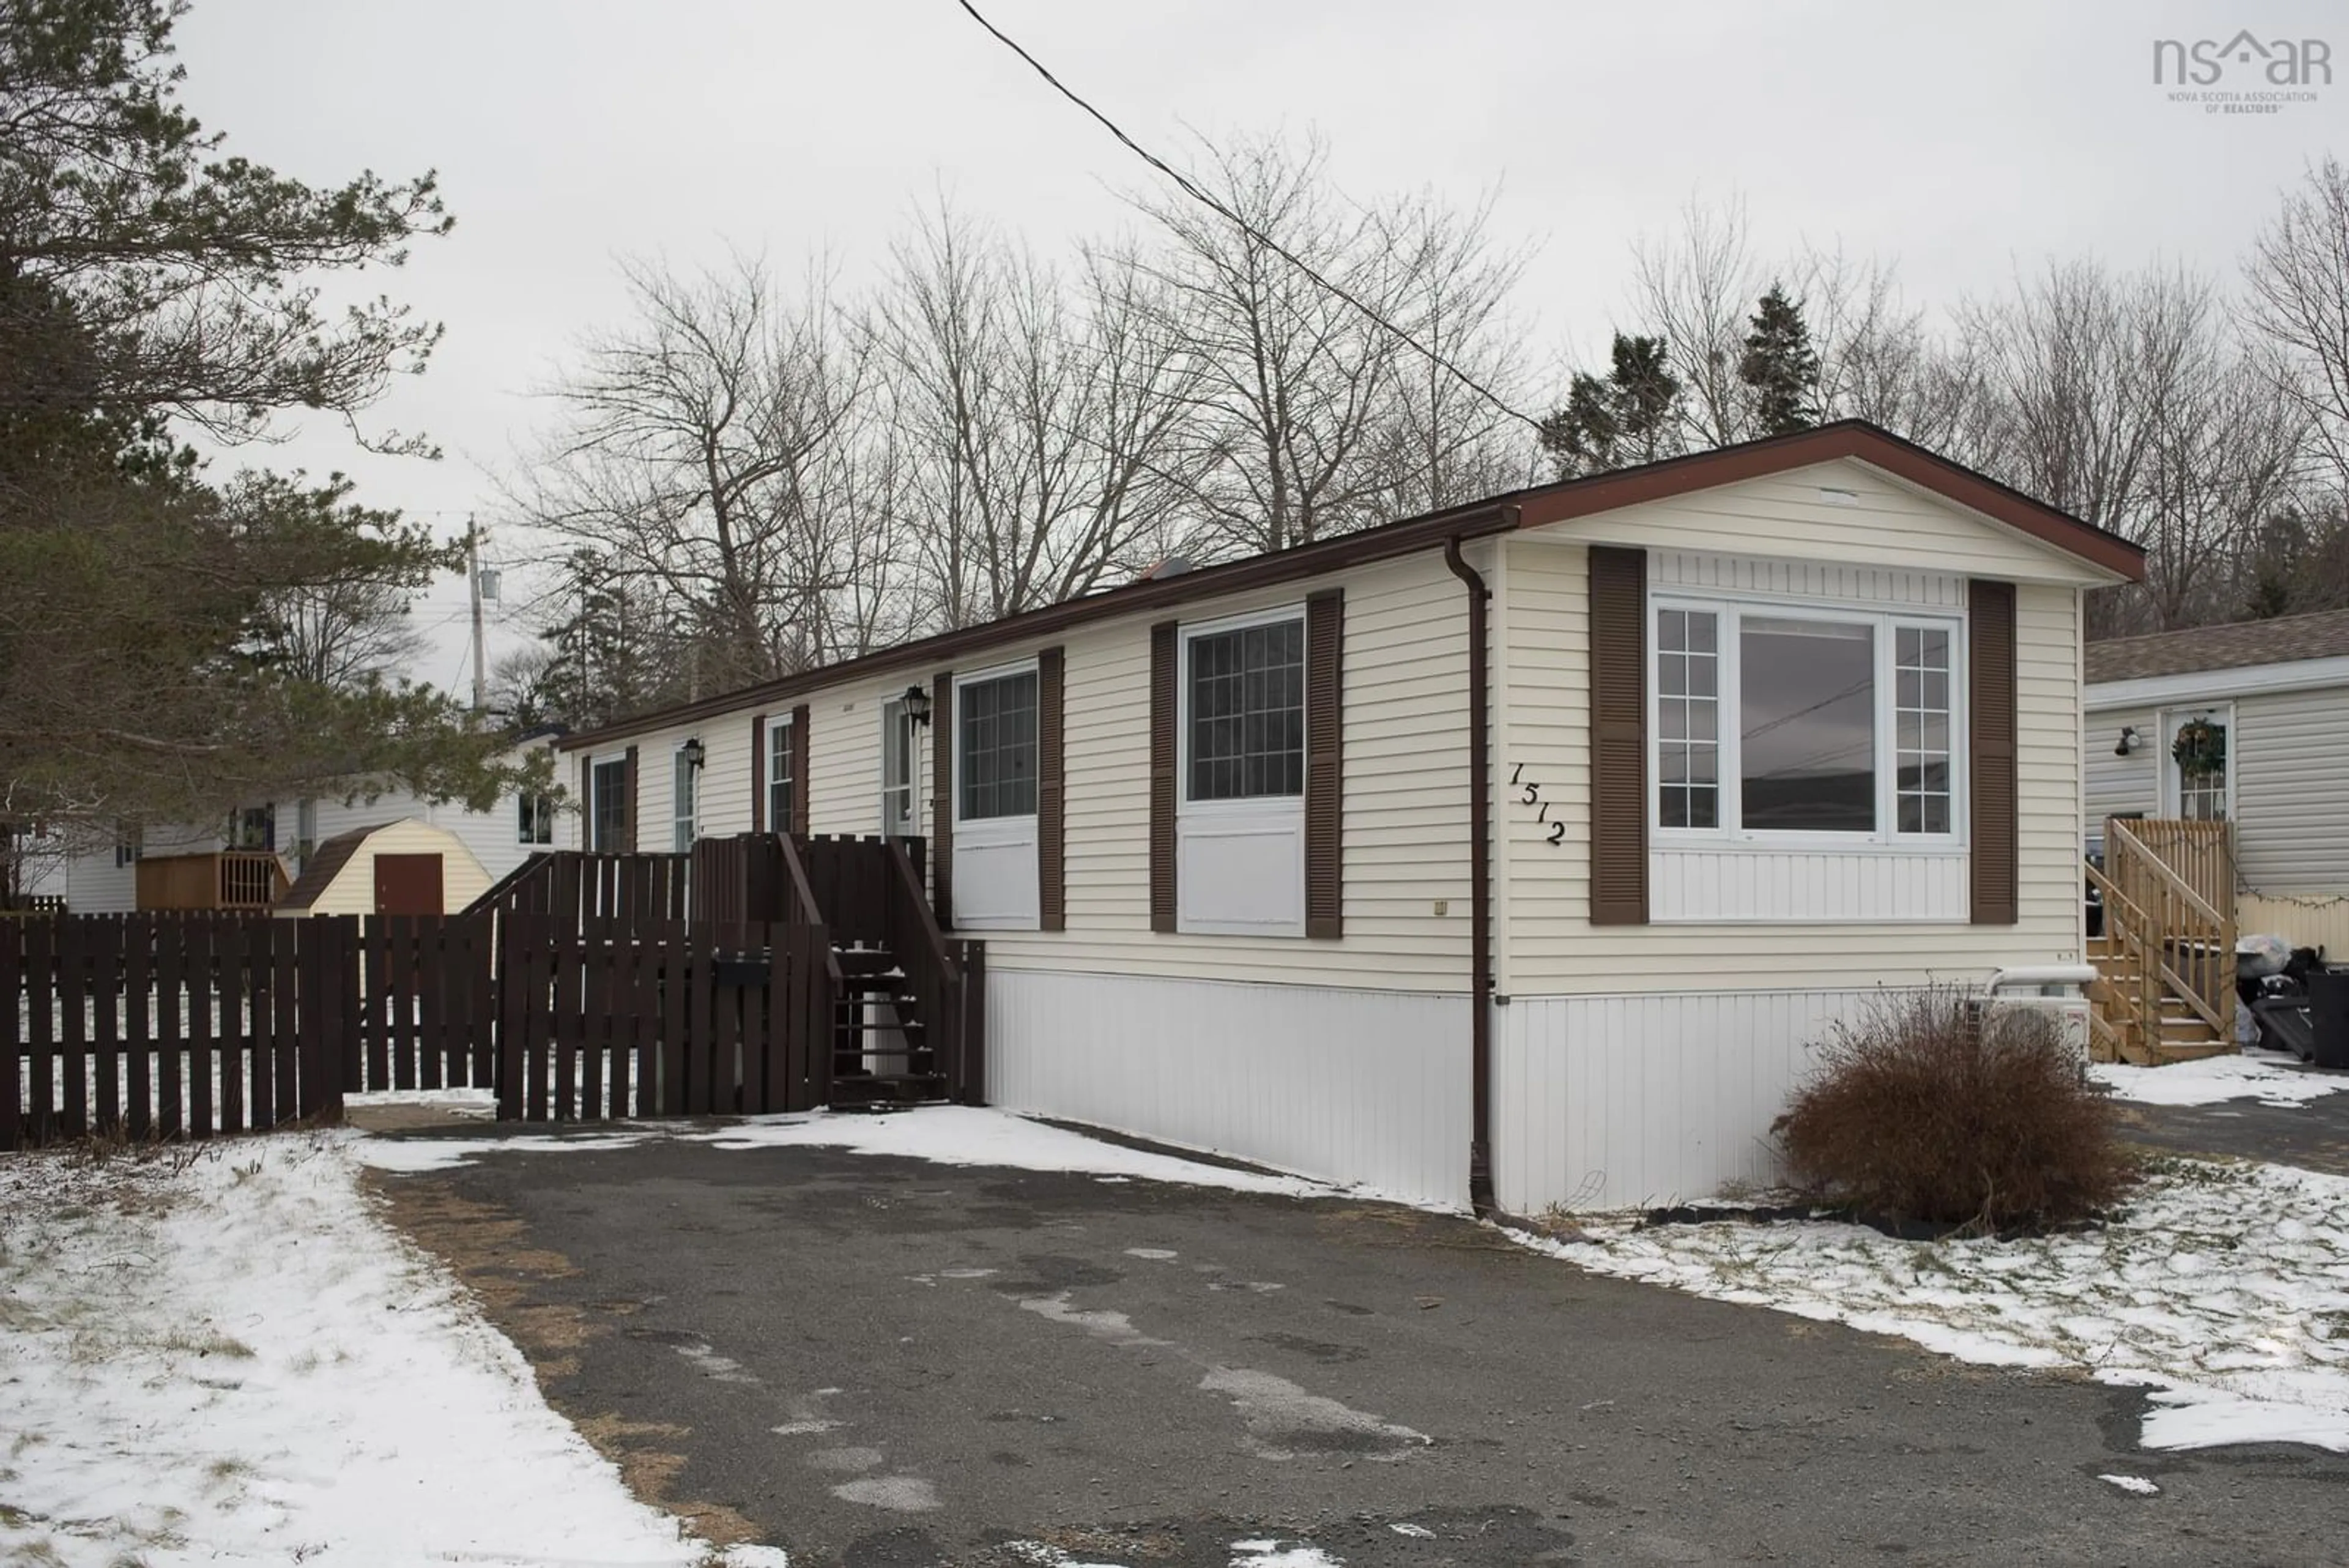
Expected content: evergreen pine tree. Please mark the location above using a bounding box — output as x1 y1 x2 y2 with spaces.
1539 333 1684 477
1738 284 1821 436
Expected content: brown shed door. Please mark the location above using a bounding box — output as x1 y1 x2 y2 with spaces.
373 853 445 916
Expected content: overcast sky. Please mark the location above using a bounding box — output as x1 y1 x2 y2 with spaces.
168 0 2342 688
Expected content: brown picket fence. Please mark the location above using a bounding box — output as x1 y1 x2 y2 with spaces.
494 916 837 1122
4 910 851 1150
1 913 353 1149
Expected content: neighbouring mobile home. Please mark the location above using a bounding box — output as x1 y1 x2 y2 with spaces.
560 423 2142 1211
2086 609 2349 955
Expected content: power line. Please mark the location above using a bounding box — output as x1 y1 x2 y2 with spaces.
951 0 1548 438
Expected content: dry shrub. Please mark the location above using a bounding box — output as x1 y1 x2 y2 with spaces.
1771 988 2136 1232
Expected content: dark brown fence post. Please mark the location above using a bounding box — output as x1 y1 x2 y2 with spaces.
0 920 20 1151
495 915 527 1121
23 919 54 1142
270 918 299 1124
155 917 184 1139
959 940 987 1107
91 917 122 1137
125 916 154 1140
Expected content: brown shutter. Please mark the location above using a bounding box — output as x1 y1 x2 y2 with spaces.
1969 579 2019 925
931 671 954 927
576 753 590 849
1149 621 1179 934
1305 590 1345 939
1037 646 1066 932
1587 546 1649 925
749 713 767 834
620 745 639 853
789 704 810 834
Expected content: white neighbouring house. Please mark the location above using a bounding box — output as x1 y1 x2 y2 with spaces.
55 732 576 915
560 423 2142 1213
2085 608 2349 954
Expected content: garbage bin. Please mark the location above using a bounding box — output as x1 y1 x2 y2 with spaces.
2306 967 2349 1071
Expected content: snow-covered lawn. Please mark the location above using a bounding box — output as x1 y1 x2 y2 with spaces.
1522 1157 2349 1452
2093 1050 2349 1108
0 1133 784 1567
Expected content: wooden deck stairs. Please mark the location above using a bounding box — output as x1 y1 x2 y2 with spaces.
2084 817 2237 1066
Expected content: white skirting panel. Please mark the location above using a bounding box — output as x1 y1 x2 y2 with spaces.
1494 987 1891 1214
987 969 1471 1209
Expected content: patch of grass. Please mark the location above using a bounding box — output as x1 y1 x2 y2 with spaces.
154 1329 254 1361
1772 988 2137 1232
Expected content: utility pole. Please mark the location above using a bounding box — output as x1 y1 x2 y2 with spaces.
466 515 487 714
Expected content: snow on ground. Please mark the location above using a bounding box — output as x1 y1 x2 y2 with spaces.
344 1085 497 1117
353 1104 1344 1201
2092 1050 2349 1108
0 1135 781 1567
1522 1157 2349 1452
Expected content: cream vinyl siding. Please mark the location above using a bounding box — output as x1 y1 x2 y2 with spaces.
965 552 1474 989
803 675 903 839
585 552 1479 990
1573 458 2117 587
2082 704 2160 836
1498 538 2087 994
2235 684 2349 895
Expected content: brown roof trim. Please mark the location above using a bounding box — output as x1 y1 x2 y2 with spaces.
1512 420 2145 581
560 500 1520 751
562 422 2144 752
275 826 369 911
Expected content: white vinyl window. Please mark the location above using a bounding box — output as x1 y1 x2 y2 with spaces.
767 716 794 834
672 743 699 853
518 792 555 846
1652 598 1964 844
957 669 1039 821
1177 607 1308 937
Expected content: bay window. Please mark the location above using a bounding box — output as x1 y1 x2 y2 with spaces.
1652 599 1962 843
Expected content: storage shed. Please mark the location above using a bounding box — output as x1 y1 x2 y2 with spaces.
271 820 488 918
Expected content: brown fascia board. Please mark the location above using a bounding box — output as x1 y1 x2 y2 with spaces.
558 501 1520 752
1508 422 2146 582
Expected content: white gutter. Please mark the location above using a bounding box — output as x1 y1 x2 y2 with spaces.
2087 653 2349 711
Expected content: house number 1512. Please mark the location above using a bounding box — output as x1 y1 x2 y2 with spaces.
1510 762 1566 846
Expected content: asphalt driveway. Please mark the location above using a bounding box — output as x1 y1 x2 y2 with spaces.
372 1121 2349 1567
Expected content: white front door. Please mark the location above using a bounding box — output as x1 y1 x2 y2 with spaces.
2159 705 2232 822
880 698 918 839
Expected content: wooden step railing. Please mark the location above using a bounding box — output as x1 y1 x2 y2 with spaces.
2101 816 2236 1040
2085 856 2161 1058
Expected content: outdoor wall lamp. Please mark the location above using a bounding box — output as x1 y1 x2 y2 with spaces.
901 684 933 727
681 737 707 770
2114 726 2141 757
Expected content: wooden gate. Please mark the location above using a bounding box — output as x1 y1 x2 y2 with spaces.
494 916 834 1122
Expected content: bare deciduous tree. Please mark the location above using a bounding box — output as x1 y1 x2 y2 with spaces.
2244 154 2349 496
872 202 1200 628
1628 194 1762 448
515 253 879 691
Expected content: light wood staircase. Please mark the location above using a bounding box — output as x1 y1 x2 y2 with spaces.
2084 817 2237 1066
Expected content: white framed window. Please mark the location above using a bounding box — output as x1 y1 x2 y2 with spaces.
767 715 794 834
1650 596 1965 847
518 792 555 846
957 668 1039 821
1178 606 1308 936
588 756 628 851
114 827 141 869
951 662 1041 929
672 742 700 853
